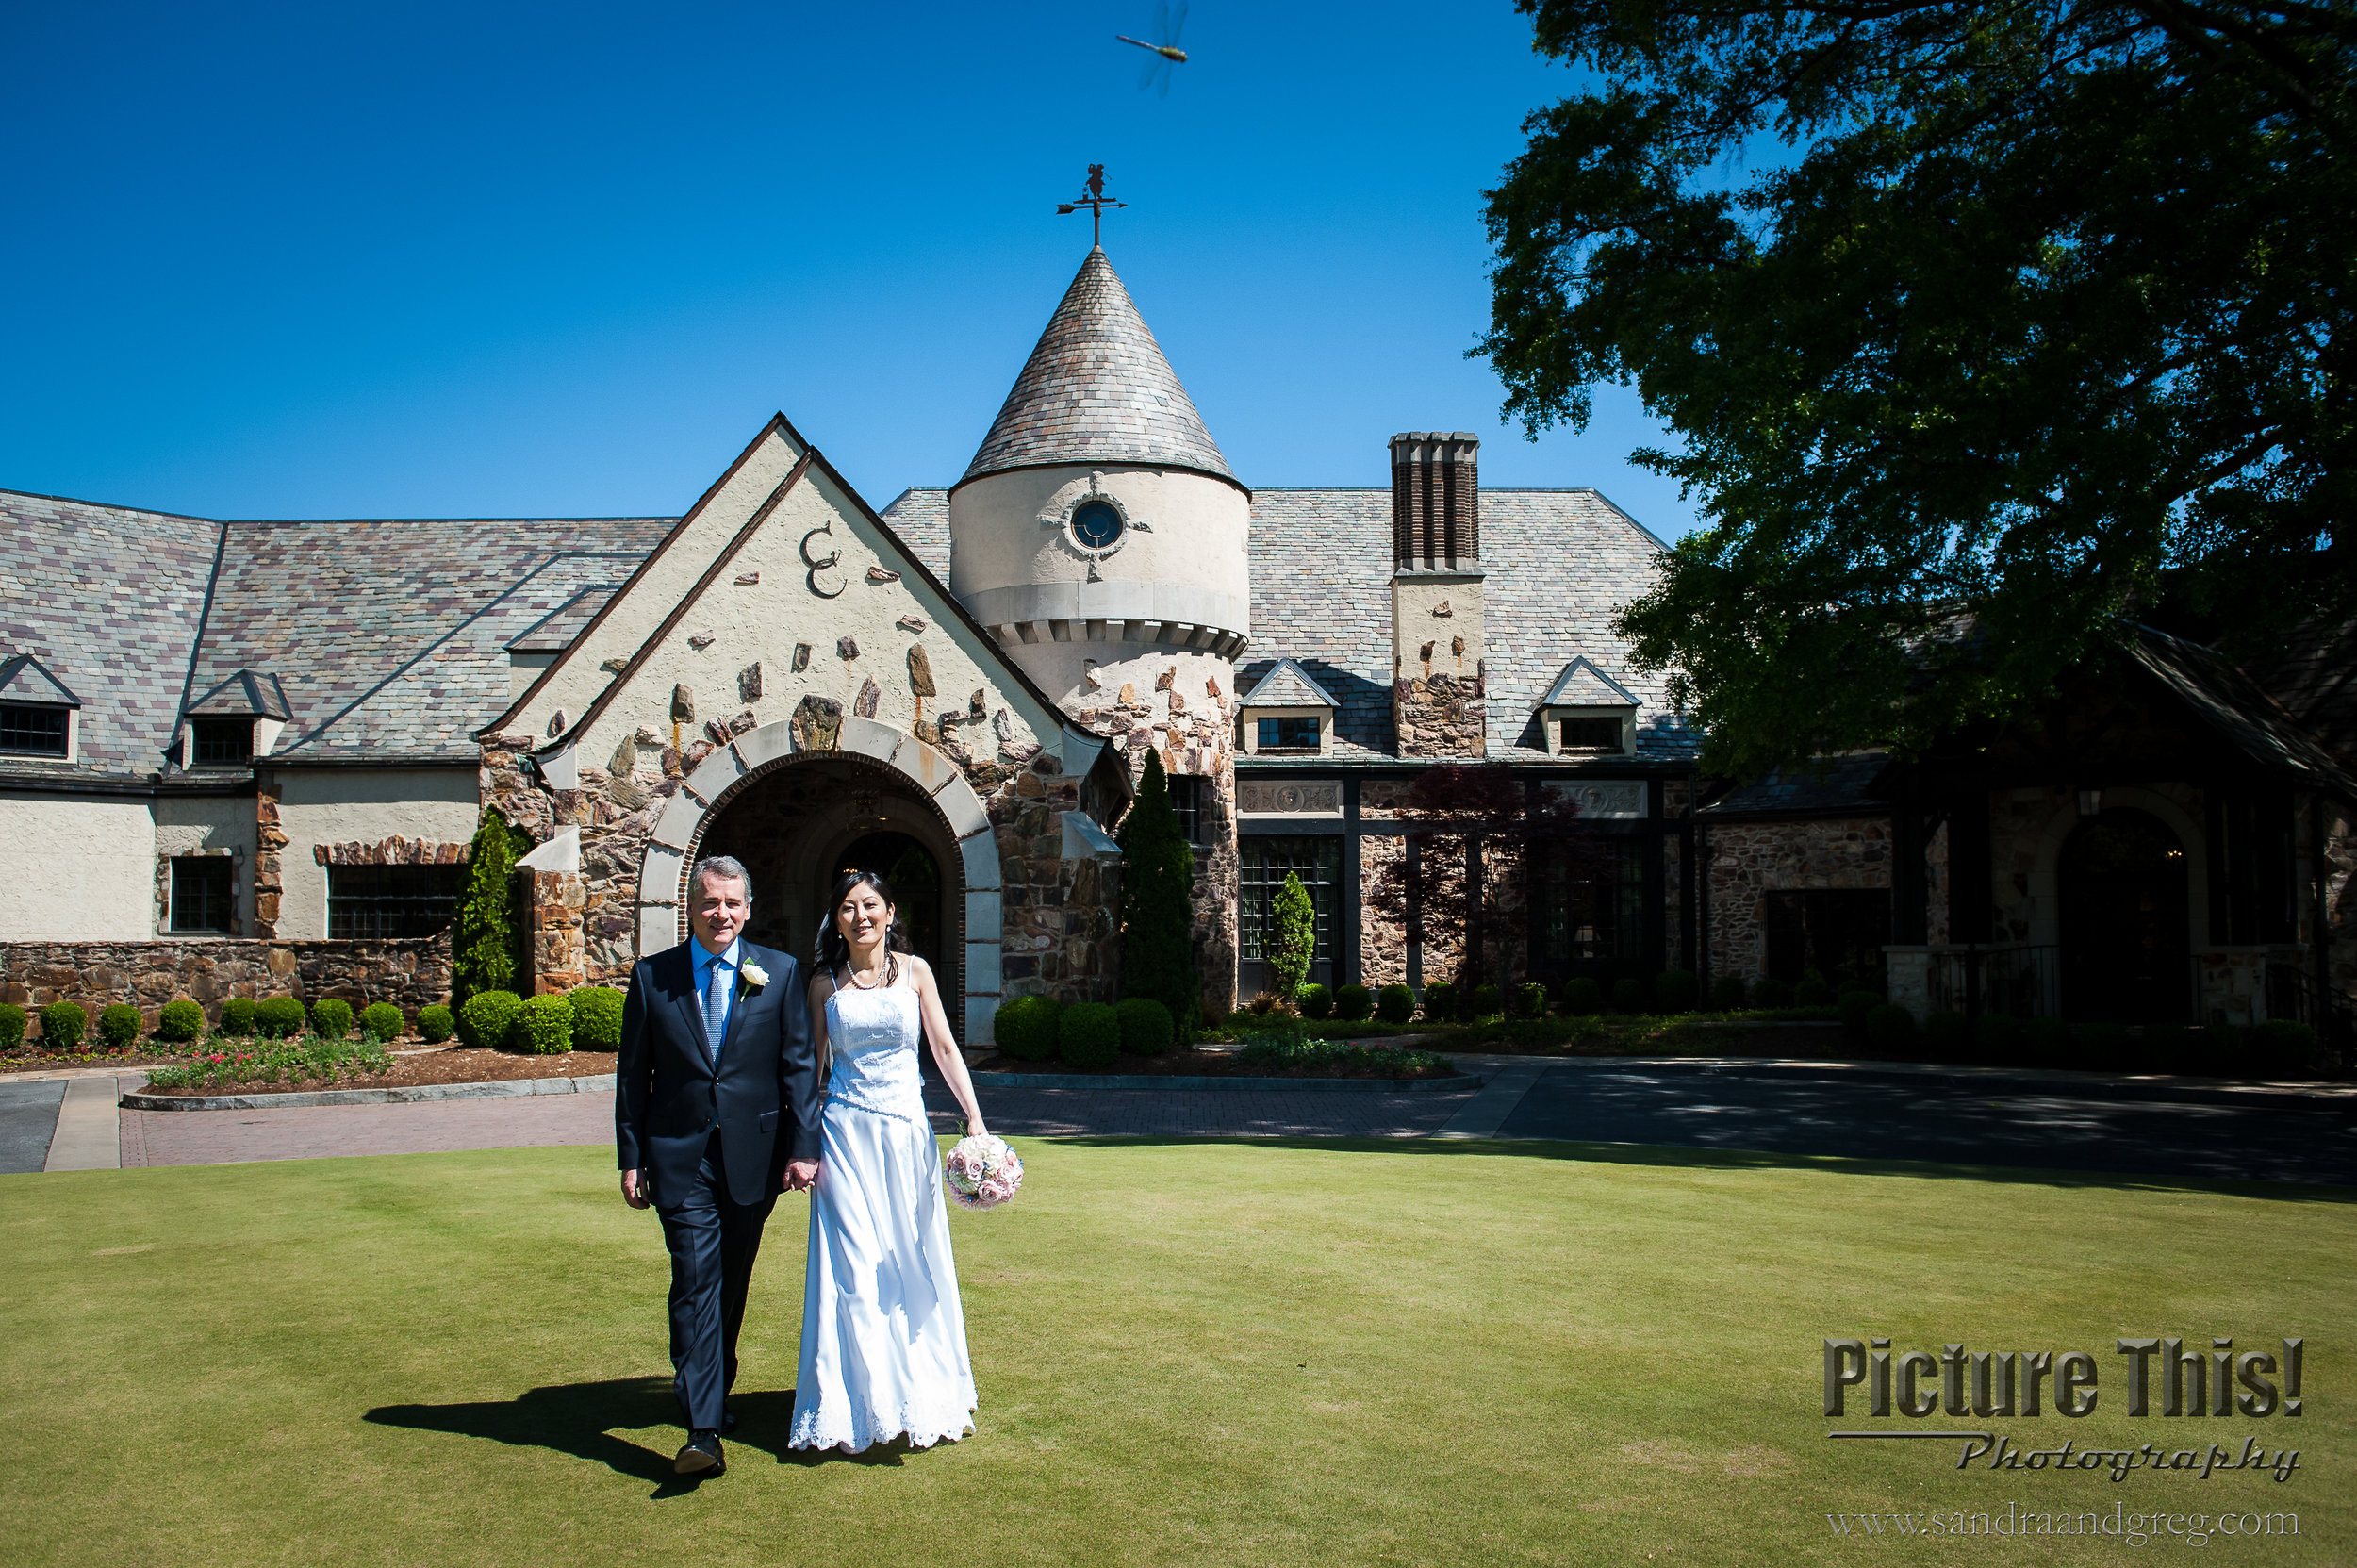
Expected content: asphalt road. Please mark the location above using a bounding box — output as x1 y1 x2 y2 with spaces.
1496 1061 2357 1186
0 1081 67 1174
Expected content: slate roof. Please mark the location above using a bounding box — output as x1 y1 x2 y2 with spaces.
2244 614 2357 774
187 668 292 720
2128 625 2357 801
0 490 226 782
0 654 83 708
0 487 674 783
1240 658 1341 709
958 248 1238 489
883 484 1699 765
1699 752 1892 816
506 584 624 654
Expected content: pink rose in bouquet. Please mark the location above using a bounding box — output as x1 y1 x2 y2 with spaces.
944 1133 1023 1210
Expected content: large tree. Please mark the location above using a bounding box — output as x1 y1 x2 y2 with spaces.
1479 0 2354 779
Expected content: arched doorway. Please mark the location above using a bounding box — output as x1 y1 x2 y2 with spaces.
691 753 961 1000
2058 807 2191 1022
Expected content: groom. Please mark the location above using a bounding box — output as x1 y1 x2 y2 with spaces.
617 853 822 1477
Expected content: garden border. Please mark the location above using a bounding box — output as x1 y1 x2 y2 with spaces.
122 1073 618 1112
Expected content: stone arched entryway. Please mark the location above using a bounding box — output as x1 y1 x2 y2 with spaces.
632 716 1004 1044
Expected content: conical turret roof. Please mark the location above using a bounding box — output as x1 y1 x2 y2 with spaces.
960 247 1238 488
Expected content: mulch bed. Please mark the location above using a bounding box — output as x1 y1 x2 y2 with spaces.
979 1046 1464 1081
3 1048 197 1073
130 1048 620 1098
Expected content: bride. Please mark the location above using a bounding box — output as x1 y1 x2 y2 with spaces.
789 867 991 1453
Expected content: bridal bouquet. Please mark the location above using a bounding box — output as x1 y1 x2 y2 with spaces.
943 1134 1024 1210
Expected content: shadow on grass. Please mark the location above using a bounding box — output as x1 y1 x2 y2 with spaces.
1035 1133 2357 1205
365 1376 932 1494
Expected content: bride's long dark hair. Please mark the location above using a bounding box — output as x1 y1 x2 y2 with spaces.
815 867 911 982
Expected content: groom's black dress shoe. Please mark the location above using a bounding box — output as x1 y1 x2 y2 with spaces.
674 1430 725 1477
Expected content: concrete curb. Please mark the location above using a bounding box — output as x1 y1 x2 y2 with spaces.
122 1073 618 1113
1444 1053 2357 1113
971 1069 1479 1094
41 1076 124 1170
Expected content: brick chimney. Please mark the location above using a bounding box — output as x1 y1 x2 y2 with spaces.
1388 432 1486 757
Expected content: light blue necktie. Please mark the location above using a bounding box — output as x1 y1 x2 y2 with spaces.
701 953 731 1065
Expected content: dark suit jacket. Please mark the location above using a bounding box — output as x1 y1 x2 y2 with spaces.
616 939 821 1208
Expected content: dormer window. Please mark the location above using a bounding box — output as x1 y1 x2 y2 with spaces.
1558 716 1624 752
1538 657 1640 758
1258 717 1321 751
191 719 253 767
1237 659 1341 758
0 703 69 756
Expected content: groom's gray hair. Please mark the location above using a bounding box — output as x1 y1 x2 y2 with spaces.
688 854 753 906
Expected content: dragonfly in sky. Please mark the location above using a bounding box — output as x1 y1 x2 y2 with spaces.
1116 2 1188 95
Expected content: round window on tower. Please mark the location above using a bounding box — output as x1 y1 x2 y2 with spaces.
1070 500 1124 551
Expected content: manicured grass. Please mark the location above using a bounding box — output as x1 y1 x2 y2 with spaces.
3 1140 2350 1565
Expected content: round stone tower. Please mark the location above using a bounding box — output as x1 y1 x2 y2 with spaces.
949 244 1246 1009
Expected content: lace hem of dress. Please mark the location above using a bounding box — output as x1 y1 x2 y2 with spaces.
786 1399 977 1453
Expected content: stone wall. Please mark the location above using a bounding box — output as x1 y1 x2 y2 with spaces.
1393 667 1486 758
2327 802 2357 1008
313 836 471 867
253 776 287 938
528 869 587 995
0 934 453 1034
1706 817 1891 980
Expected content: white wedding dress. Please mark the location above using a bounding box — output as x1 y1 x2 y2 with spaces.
788 976 977 1451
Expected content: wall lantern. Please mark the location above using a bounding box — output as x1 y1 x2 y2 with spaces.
2076 787 2103 817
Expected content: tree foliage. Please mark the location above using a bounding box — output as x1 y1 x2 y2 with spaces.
1270 872 1317 999
1116 751 1201 1040
1480 0 2355 777
453 809 529 1009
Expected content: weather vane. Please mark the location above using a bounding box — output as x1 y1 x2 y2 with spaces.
1056 164 1126 248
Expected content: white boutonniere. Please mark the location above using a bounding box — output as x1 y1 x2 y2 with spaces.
741 962 771 989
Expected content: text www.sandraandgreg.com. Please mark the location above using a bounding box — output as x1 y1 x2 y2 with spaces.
1824 1505 2299 1543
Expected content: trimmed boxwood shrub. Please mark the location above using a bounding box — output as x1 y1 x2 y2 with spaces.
255 997 306 1039
311 998 354 1040
2078 1022 2133 1071
1838 990 1880 1039
518 993 575 1054
1296 983 1333 1020
1794 970 1837 1007
1058 1001 1121 1069
1923 1010 1970 1058
1515 982 1549 1019
1333 983 1374 1023
40 1001 87 1048
417 1004 455 1044
98 1004 141 1048
1865 1003 1915 1049
569 986 626 1050
1655 969 1698 1014
157 999 206 1043
1708 975 1746 1011
1421 981 1459 1022
459 990 523 1051
1115 997 1175 1057
1751 977 1796 1009
0 1003 25 1048
1375 983 1415 1024
1558 977 1603 1016
1976 1013 2026 1065
2251 1018 2319 1078
2025 1015 2072 1061
994 995 1062 1061
1611 977 1646 1013
1472 982 1503 1017
221 998 258 1037
360 1002 404 1044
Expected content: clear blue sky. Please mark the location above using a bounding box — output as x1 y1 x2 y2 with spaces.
1 2 1696 536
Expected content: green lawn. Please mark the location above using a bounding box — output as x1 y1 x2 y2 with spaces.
3 1139 2349 1566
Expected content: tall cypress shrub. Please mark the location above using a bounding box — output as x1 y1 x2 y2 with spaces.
1270 871 1314 999
453 809 526 1010
1116 751 1199 1042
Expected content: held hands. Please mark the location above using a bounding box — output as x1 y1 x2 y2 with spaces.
783 1158 821 1193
